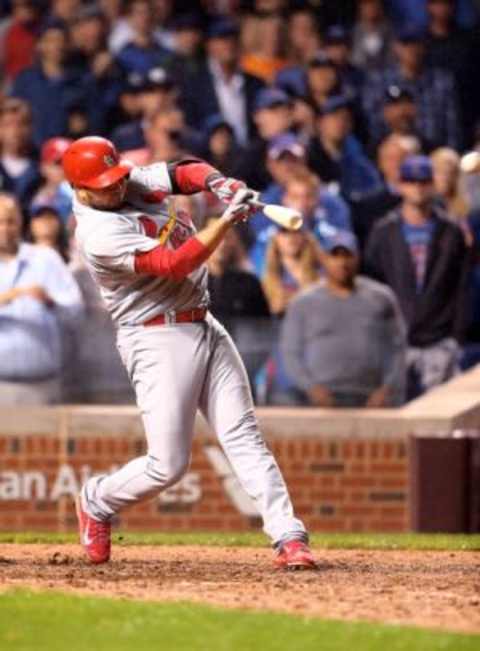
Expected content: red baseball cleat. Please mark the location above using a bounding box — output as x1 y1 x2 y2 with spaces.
274 540 318 570
75 495 111 564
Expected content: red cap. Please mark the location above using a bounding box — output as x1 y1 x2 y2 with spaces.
41 137 73 164
62 136 133 189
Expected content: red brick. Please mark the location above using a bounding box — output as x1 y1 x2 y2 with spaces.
311 491 346 501
354 442 365 459
340 477 376 488
369 463 406 474
340 505 377 517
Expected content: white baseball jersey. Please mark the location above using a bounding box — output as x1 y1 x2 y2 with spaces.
74 162 209 326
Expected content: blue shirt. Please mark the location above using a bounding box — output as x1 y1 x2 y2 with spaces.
249 189 352 276
0 243 84 380
10 65 89 147
401 220 436 292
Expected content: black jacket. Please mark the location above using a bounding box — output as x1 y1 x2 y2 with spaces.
364 210 470 346
180 64 264 141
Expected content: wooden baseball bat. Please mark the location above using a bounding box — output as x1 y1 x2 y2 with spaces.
250 200 303 231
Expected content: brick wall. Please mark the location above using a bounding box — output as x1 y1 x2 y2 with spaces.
0 428 408 533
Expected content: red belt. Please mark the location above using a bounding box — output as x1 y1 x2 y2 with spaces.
143 308 207 327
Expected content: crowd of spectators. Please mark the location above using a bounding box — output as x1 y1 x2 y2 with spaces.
1 0 480 407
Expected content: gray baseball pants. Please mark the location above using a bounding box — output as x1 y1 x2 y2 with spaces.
81 313 306 546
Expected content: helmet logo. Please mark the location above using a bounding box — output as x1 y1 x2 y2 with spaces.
104 155 116 167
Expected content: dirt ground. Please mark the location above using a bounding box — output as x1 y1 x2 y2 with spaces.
0 544 479 634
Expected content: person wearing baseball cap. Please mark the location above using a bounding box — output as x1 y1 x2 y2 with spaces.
308 94 381 200
181 15 264 146
370 84 434 154
323 25 365 100
111 65 182 153
365 154 469 398
30 137 74 224
362 19 462 151
281 227 406 407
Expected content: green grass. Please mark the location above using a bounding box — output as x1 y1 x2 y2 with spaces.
0 590 478 651
1 531 480 551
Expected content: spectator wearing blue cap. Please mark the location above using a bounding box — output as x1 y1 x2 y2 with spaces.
323 25 365 99
362 23 463 151
281 229 406 407
368 84 435 155
229 87 294 191
115 0 171 77
250 169 352 276
365 155 470 398
248 133 310 237
111 67 202 154
10 19 92 147
307 94 382 201
181 17 264 147
351 0 394 71
304 54 342 113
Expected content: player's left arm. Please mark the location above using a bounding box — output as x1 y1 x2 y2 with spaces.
128 159 257 205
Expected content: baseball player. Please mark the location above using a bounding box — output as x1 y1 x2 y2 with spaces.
63 136 316 570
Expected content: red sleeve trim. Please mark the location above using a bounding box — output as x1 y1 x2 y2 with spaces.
142 190 168 204
174 161 221 194
134 238 210 280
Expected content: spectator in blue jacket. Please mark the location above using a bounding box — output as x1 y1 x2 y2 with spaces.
10 19 90 147
307 95 382 201
250 169 352 276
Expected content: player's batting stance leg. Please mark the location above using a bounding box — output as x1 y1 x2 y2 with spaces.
79 316 315 569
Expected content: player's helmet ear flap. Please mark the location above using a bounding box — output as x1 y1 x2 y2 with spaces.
62 136 133 189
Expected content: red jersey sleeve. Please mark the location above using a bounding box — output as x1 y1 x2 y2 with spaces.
134 238 210 280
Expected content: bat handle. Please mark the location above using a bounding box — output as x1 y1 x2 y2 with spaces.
247 199 266 210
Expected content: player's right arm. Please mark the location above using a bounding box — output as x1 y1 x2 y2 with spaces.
134 190 254 280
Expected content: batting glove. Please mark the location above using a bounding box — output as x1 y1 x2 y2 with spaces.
221 188 257 224
208 175 259 205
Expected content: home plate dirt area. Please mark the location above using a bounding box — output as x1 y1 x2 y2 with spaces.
1 544 479 634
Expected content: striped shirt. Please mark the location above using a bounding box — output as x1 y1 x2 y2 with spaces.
0 243 84 380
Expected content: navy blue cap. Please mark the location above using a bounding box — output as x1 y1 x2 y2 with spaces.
395 24 426 43
170 12 203 31
318 94 352 116
267 133 305 160
254 88 291 112
308 51 336 69
125 67 174 92
205 113 233 135
324 25 350 45
206 17 239 39
30 203 61 219
400 155 433 182
384 84 414 104
323 230 358 254
39 17 66 37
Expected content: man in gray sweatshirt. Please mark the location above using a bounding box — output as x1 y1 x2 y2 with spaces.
281 231 406 407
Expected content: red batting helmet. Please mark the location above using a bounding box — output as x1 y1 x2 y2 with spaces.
62 136 133 189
